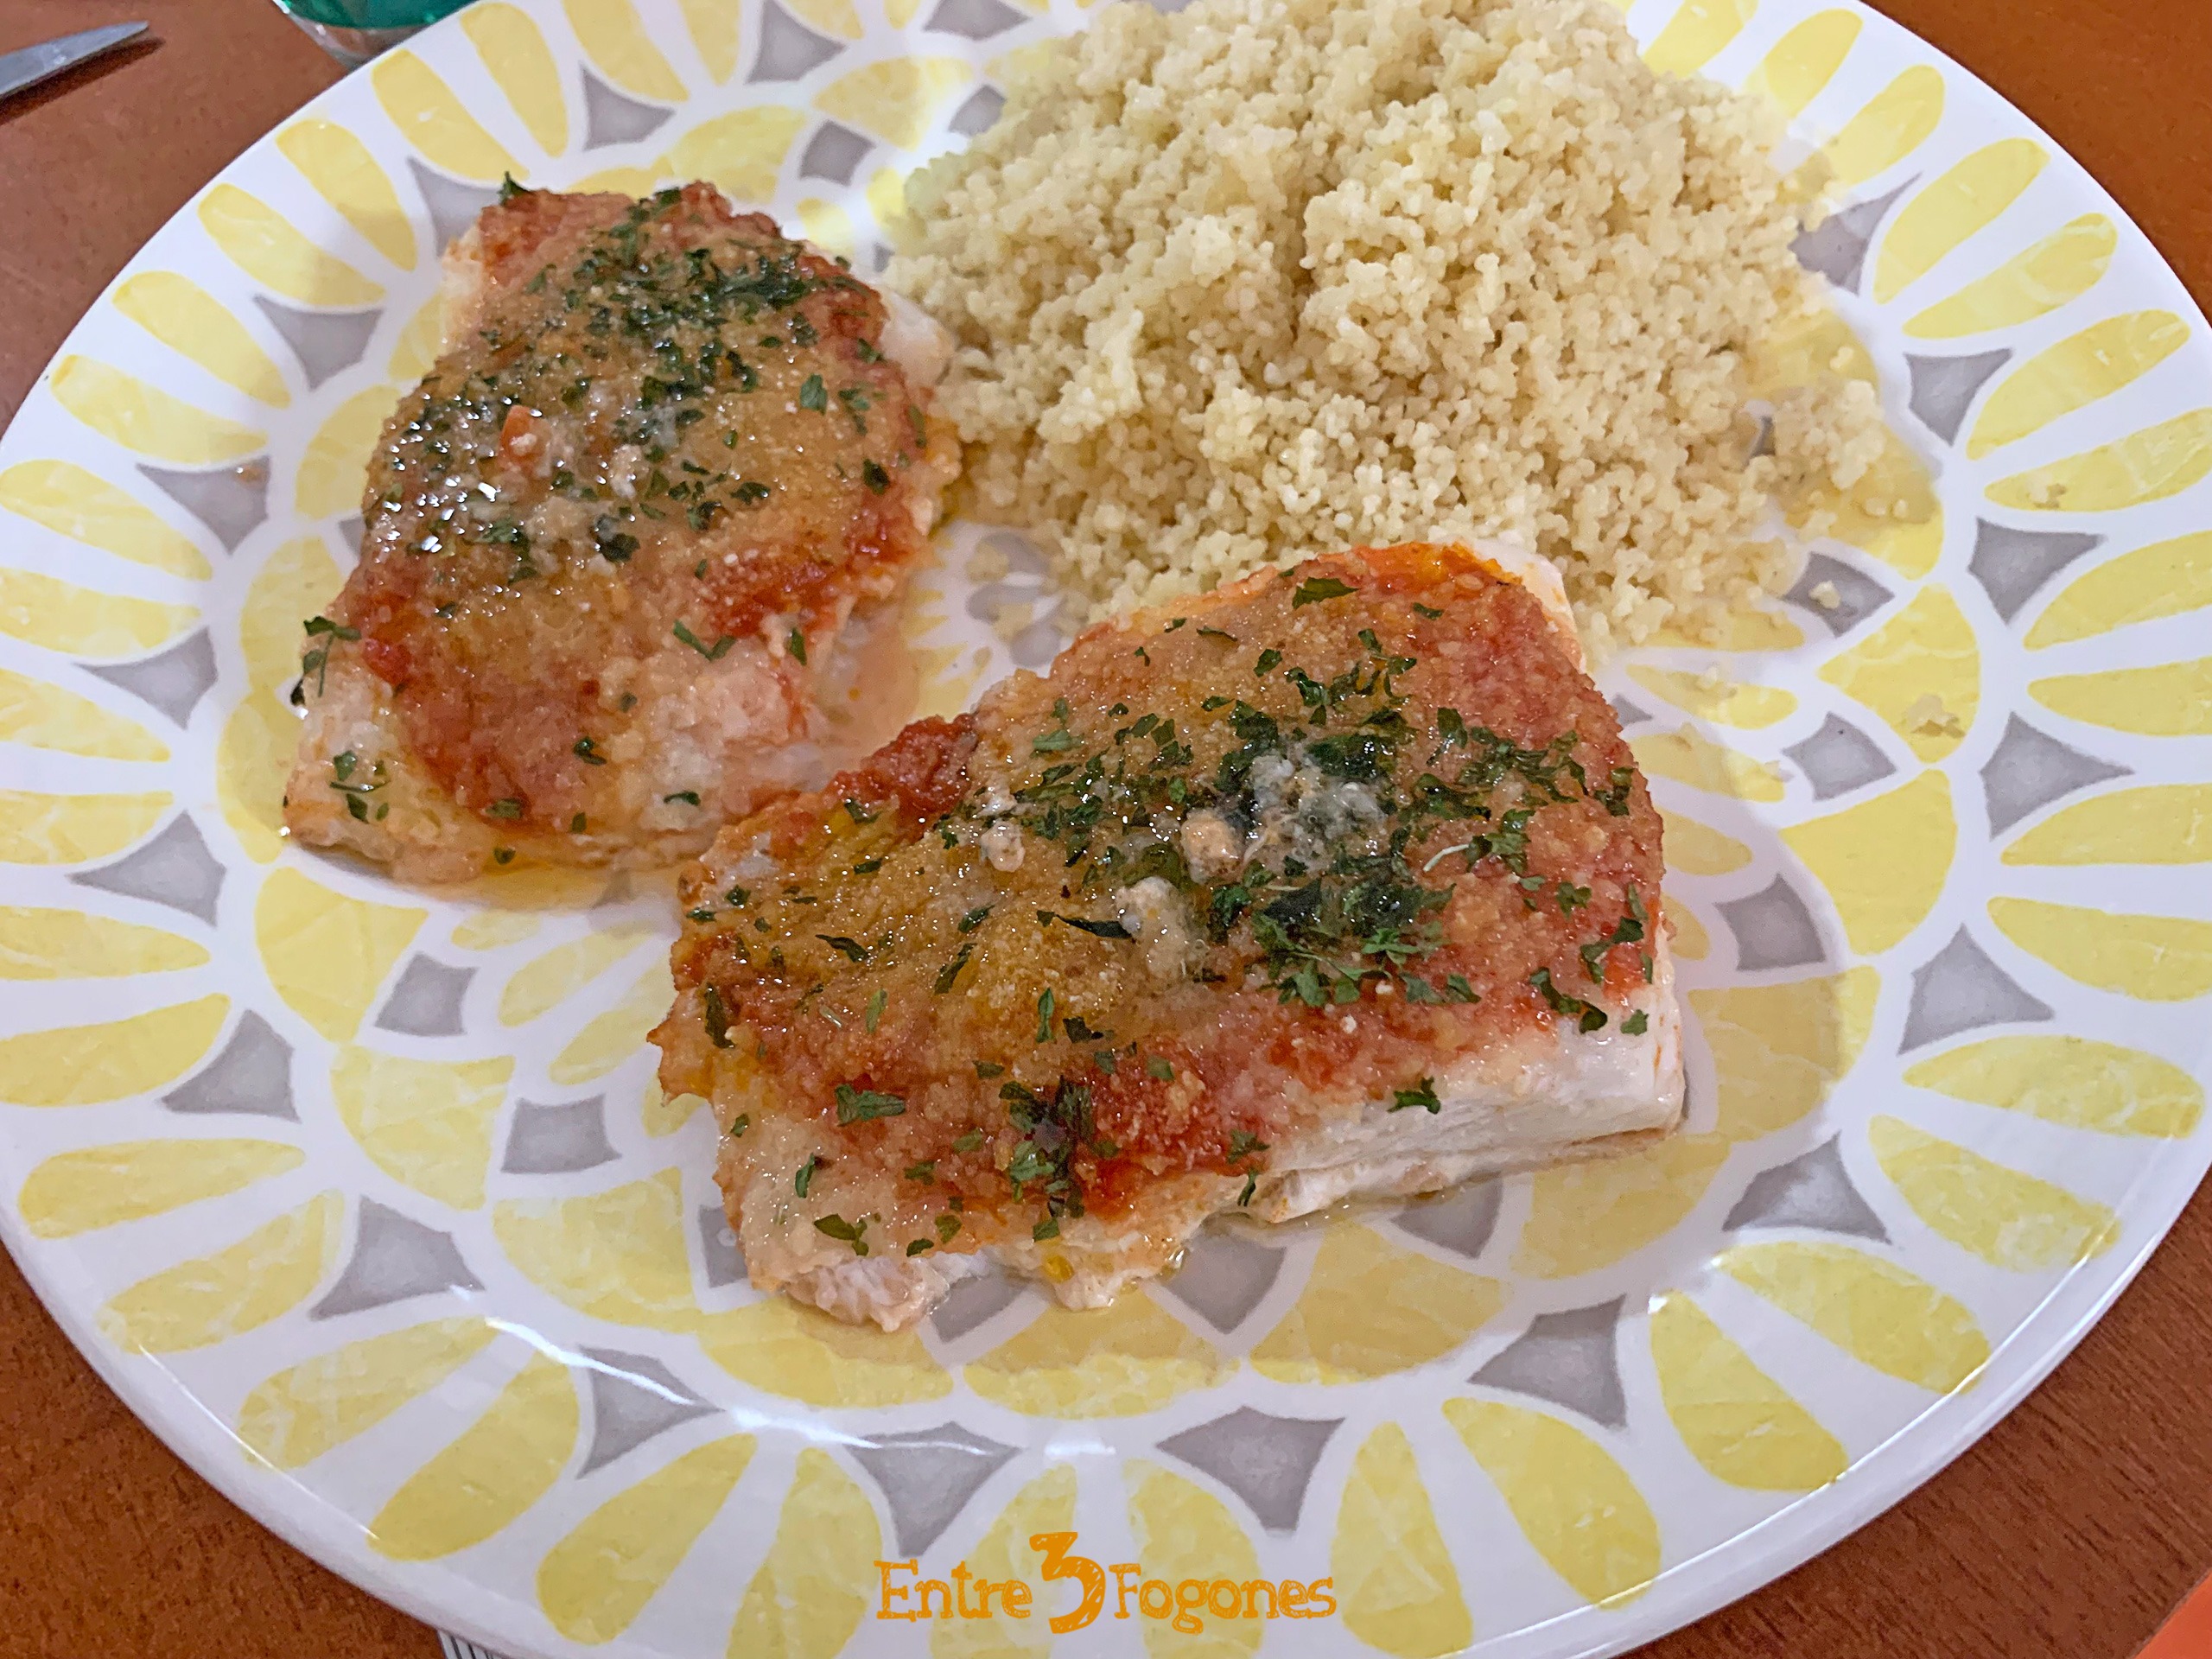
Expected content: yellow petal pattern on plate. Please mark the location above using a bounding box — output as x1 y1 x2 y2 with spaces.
369 1351 579 1560
1624 665 1797 729
797 199 855 260
697 1297 952 1406
196 185 384 306
1987 409 2212 513
296 384 400 520
2031 654 2212 735
659 108 807 203
462 5 570 156
2005 785 2212 866
1442 1400 1660 1607
0 788 171 865
1333 1423 1471 1658
930 1463 1074 1659
641 1081 707 1136
372 51 521 181
867 166 923 253
112 274 290 408
1872 138 2046 304
332 1046 513 1209
1123 1462 1264 1658
1746 305 1874 397
1665 893 1711 960
538 1433 757 1643
549 960 674 1084
0 669 168 761
499 926 656 1027
0 460 210 581
1658 809 1751 876
1790 425 1942 577
1967 311 2190 460
967 1291 1225 1415
573 164 667 194
2026 531 2212 648
680 0 744 82
1716 1241 1991 1391
1905 213 2115 339
1647 1294 1847 1491
238 1317 498 1469
566 0 688 100
1640 0 1753 74
1692 968 1880 1141
785 0 862 38
1816 584 1978 760
256 868 425 1041
887 0 925 24
454 911 542 950
0 567 196 658
1744 10 1859 119
1513 1135 1733 1278
726 1449 880 1659
1869 1115 2117 1269
242 533 344 694
1647 604 1804 653
1904 1035 2202 1137
0 993 226 1106
815 59 974 150
215 696 293 863
1782 771 1954 954
1631 725 1785 802
389 294 446 384
49 357 265 465
276 118 418 270
1252 1224 1504 1383
0 905 206 978
20 1138 302 1238
1987 896 2212 1001
98 1189 340 1353
1807 64 1943 192
494 1168 701 1331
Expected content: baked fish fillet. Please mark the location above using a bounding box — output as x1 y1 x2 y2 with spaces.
657 542 1681 1331
285 182 957 883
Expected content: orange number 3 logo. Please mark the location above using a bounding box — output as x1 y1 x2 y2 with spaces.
1030 1531 1106 1633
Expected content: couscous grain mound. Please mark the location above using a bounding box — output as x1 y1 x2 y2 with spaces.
890 0 1884 652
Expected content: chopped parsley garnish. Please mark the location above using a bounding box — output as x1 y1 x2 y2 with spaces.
933 942 974 994
794 1155 819 1197
904 1160 936 1183
787 627 807 664
1033 1215 1060 1242
953 1128 987 1150
835 1083 906 1124
842 798 876 824
673 620 735 660
485 798 523 820
814 1214 868 1254
1292 575 1358 607
1530 966 1607 1033
1390 1077 1442 1113
702 984 734 1048
817 935 869 962
573 736 606 766
798 373 827 411
300 614 359 696
1413 602 1445 619
571 813 588 833
1144 1056 1175 1082
1037 912 1131 940
1623 1010 1649 1035
1033 988 1056 1044
864 988 887 1033
1254 647 1283 676
862 459 890 493
663 790 701 805
958 905 991 932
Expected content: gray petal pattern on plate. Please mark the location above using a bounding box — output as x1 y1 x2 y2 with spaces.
1980 714 2131 835
1968 519 2104 623
1718 876 1828 972
849 1424 1020 1555
1901 926 2055 1051
162 1009 295 1120
1393 1179 1503 1260
1786 550 1895 635
1610 695 1654 727
582 69 674 149
1904 348 2010 444
929 1263 1029 1342
1155 1408 1342 1532
502 1096 620 1174
72 811 225 922
578 1349 720 1475
1470 1300 1628 1429
137 461 267 551
1790 179 1912 292
697 1204 746 1287
926 0 1027 40
750 2 844 82
1723 1135 1889 1241
799 121 873 184
1156 1230 1285 1331
251 296 379 389
948 85 1006 137
85 629 219 722
407 162 500 259
375 955 476 1038
311 1198 484 1319
1784 714 1898 801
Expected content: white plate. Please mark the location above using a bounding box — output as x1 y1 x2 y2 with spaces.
2 2 2209 1656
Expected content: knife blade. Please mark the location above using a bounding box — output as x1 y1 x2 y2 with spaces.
0 22 149 104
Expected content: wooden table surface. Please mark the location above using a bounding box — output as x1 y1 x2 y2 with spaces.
2 2 2209 1655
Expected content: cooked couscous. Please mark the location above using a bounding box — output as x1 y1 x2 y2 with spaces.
889 0 1884 652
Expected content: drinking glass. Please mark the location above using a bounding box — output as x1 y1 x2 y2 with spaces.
269 0 472 68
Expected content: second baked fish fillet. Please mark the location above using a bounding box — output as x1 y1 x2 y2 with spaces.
657 542 1681 1330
